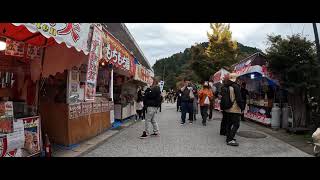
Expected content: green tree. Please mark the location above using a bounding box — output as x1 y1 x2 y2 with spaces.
266 34 320 127
190 43 215 81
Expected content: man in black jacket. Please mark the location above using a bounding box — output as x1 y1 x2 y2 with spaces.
140 78 161 139
180 80 194 125
176 90 182 112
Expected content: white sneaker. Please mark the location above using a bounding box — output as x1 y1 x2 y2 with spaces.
227 140 239 146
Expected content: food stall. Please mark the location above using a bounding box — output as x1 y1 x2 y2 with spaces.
101 29 137 121
38 24 117 146
210 68 230 111
0 24 47 157
233 52 280 126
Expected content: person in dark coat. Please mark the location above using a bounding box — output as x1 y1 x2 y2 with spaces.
176 90 182 112
140 78 162 139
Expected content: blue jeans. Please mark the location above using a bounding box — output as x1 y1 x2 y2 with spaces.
181 101 193 123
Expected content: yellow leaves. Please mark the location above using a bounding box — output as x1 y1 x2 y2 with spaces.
206 23 239 67
207 23 235 44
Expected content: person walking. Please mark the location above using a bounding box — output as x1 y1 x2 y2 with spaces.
220 73 245 146
159 94 163 112
188 84 198 121
176 90 182 112
192 88 199 121
208 81 216 120
136 86 144 120
198 81 214 126
140 78 161 139
240 82 249 121
219 79 228 136
180 80 194 125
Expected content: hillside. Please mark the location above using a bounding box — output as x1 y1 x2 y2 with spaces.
152 42 261 90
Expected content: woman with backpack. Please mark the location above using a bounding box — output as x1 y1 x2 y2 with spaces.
198 81 214 126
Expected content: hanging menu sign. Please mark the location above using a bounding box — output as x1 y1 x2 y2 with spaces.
85 25 103 101
26 44 42 61
5 39 25 57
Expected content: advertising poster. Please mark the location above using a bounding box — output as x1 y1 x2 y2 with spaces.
22 116 41 155
6 119 25 152
67 67 82 104
0 117 41 157
85 25 103 101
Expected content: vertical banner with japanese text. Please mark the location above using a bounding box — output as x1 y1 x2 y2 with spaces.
85 25 103 101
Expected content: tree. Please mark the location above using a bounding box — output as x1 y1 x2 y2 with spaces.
266 34 320 127
205 23 239 73
189 43 214 81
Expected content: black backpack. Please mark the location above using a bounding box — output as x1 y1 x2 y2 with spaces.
181 87 192 102
220 86 235 111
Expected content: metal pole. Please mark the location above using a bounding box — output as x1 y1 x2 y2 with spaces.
313 23 320 62
163 64 165 82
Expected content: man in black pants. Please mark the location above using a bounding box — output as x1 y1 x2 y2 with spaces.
220 73 244 146
176 90 182 112
240 82 249 121
180 80 194 125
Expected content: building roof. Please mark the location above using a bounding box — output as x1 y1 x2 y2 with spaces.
102 23 152 71
232 52 267 69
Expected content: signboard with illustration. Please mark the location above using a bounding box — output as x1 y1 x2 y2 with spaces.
0 116 41 157
12 23 92 55
102 30 135 76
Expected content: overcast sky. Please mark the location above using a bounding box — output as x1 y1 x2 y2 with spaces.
125 23 318 66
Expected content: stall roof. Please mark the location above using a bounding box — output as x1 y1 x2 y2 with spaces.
0 23 56 47
102 23 152 71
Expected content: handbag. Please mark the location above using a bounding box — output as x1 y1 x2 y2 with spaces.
312 128 320 144
189 89 195 100
204 96 210 105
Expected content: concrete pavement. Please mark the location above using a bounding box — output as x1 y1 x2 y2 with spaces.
83 103 312 157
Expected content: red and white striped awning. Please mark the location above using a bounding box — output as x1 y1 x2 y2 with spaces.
0 23 92 55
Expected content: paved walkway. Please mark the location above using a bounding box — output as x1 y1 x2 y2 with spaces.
83 103 311 157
